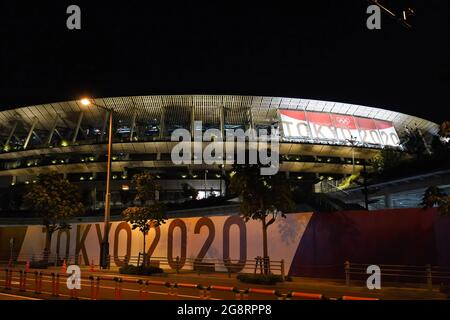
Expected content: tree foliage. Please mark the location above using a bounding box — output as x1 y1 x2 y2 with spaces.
122 204 166 235
133 171 159 204
23 172 84 231
23 172 84 261
229 164 294 226
121 171 166 266
229 164 294 265
400 127 429 158
421 186 450 215
371 149 405 174
439 121 450 138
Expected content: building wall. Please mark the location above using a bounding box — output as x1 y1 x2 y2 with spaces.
1 208 448 279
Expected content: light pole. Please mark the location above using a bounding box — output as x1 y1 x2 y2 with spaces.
346 136 357 174
81 98 113 269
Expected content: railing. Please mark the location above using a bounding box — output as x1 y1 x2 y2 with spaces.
1 253 284 278
120 254 286 278
0 267 377 300
344 261 450 290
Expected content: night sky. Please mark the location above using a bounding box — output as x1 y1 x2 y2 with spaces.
1 1 449 123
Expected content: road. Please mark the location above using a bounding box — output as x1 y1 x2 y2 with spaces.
0 268 447 300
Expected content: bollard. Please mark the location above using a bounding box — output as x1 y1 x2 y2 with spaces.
344 261 350 286
51 273 57 296
198 285 207 300
34 271 40 294
426 264 433 291
55 273 60 297
21 271 28 292
4 269 11 290
138 279 145 298
19 270 24 291
90 276 96 300
39 272 43 293
95 277 100 300
114 277 123 300
7 269 13 290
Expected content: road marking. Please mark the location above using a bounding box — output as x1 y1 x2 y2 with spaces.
0 292 42 300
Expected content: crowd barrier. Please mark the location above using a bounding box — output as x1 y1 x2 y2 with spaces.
0 267 378 301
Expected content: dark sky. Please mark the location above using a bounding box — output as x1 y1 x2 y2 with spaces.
1 1 449 123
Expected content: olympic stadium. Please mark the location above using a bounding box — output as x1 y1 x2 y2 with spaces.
0 95 444 216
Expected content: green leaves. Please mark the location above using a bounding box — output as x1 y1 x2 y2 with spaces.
122 172 166 235
23 172 85 229
122 204 166 234
133 171 160 204
421 186 450 215
229 164 294 227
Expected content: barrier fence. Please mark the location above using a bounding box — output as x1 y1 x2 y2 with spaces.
344 261 450 290
3 253 450 292
0 267 378 300
1 253 285 278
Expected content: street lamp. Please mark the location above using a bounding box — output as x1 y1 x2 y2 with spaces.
346 136 357 174
81 98 113 269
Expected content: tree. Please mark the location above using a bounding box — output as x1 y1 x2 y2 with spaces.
439 121 450 139
122 204 165 267
371 149 405 174
229 164 294 273
122 172 166 267
421 186 450 215
400 127 430 159
23 172 84 263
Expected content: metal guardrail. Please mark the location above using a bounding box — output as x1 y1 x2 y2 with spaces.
344 261 450 290
1 253 285 278
0 267 377 300
120 254 286 278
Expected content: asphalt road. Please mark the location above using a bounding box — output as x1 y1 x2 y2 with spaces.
0 269 447 300
0 272 275 300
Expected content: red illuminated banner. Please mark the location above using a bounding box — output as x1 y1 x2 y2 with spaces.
280 110 400 146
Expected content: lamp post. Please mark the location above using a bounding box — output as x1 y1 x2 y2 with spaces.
346 136 357 174
81 98 113 269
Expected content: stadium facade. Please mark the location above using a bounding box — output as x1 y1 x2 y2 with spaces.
0 95 440 213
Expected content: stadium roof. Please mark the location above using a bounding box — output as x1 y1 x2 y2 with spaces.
0 95 439 135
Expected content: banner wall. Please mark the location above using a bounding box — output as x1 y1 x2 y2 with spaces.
1 209 449 277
